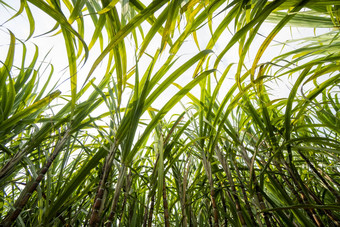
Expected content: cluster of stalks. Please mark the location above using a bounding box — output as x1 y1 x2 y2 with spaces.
1 0 340 226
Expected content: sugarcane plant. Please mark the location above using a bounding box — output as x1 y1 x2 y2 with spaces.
0 0 340 226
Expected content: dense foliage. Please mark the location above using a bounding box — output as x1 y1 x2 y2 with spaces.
0 0 340 226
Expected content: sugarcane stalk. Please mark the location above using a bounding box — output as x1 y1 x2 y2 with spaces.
147 194 155 227
202 154 219 227
118 170 132 227
1 129 71 226
255 184 272 227
234 157 257 226
142 196 150 227
220 187 228 227
106 164 127 226
144 157 160 227
216 146 246 226
282 158 328 225
181 156 191 227
163 176 170 227
89 144 117 227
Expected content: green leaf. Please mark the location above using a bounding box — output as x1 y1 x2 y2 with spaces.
0 90 61 132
